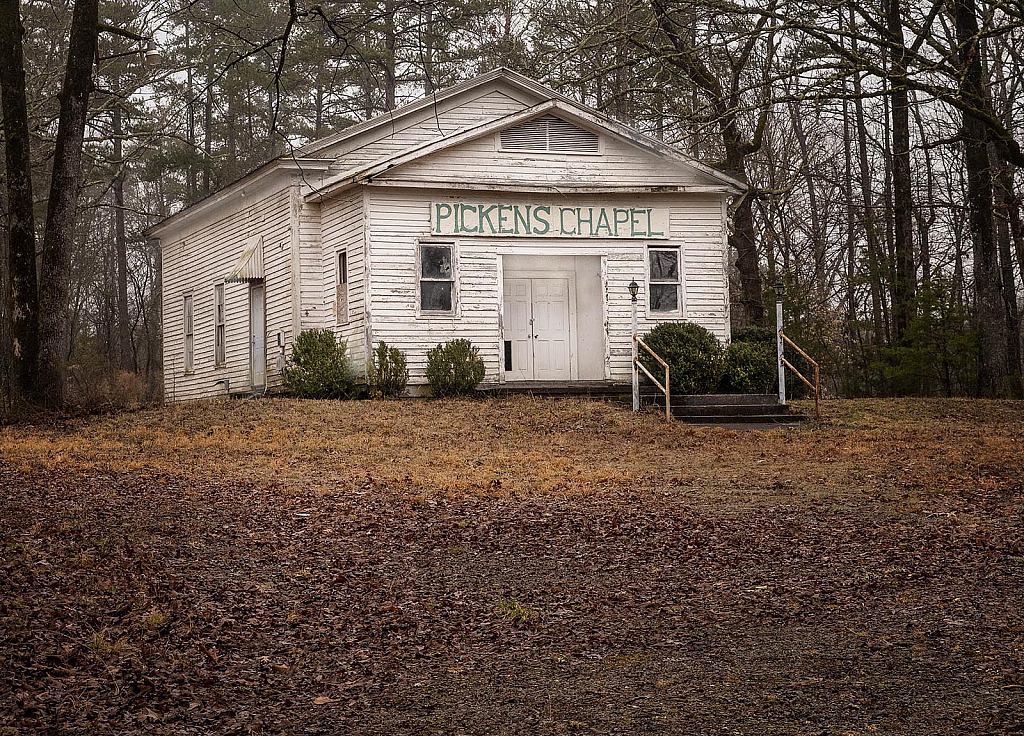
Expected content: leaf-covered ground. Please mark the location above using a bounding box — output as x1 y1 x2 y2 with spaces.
1 397 1022 735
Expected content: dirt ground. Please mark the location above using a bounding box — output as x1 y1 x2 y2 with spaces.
1 397 1023 735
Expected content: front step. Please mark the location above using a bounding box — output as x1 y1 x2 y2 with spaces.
644 393 804 424
668 393 779 406
674 412 804 424
477 383 805 424
478 381 631 398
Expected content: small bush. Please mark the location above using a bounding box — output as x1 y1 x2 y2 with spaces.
639 322 724 395
368 341 409 398
721 341 775 394
731 326 776 346
282 329 356 399
730 325 811 398
65 339 160 412
426 339 485 397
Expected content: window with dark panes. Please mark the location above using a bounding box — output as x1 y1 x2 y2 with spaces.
649 247 681 313
420 243 454 313
184 295 194 372
214 284 225 366
336 250 349 324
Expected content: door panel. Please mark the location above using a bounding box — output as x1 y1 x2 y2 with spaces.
503 278 533 381
531 278 570 380
250 282 266 388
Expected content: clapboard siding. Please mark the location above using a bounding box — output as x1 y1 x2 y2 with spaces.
320 188 368 375
161 188 293 402
381 133 713 188
322 89 531 172
366 188 729 386
298 199 327 328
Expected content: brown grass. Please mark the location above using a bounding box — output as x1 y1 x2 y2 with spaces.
2 396 1022 734
3 396 1021 510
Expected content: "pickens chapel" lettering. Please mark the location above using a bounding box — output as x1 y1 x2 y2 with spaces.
431 202 669 239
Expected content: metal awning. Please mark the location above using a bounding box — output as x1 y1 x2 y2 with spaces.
224 234 264 283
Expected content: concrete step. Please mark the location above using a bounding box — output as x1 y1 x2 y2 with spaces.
658 393 780 406
675 412 805 424
659 403 791 417
479 381 630 397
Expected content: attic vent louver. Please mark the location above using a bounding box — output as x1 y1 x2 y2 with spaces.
500 115 599 153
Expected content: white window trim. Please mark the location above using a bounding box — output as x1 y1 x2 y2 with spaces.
416 240 458 318
646 245 685 317
214 283 225 367
183 293 194 373
336 249 349 325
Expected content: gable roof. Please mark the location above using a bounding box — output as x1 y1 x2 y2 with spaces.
304 96 745 202
147 69 743 239
301 67 744 195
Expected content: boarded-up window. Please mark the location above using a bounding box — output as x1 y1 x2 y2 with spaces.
214 284 225 366
500 115 599 153
184 295 194 372
336 250 349 324
420 243 454 313
649 247 681 313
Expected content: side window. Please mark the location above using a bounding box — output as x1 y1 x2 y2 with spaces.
184 294 194 372
648 246 681 314
419 243 454 313
337 250 348 324
214 284 225 366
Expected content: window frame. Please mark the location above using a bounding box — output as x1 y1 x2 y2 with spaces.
417 240 457 317
646 245 684 316
336 249 349 324
214 283 225 367
183 293 194 373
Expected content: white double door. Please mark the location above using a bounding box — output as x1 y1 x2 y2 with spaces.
503 278 571 381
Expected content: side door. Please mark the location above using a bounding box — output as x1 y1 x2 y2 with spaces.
250 281 267 389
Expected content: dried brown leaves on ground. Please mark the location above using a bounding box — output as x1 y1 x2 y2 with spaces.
1 397 1022 734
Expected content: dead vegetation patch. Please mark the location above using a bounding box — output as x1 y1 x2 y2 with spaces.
1 397 1022 734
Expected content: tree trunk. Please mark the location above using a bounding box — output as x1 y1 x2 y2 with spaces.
887 0 916 342
203 68 213 197
0 0 38 397
954 0 1007 396
649 0 766 325
0 199 11 416
383 0 396 110
852 71 888 348
994 159 1022 395
35 0 99 407
112 103 133 372
421 5 435 94
911 95 935 287
789 100 825 295
842 94 857 325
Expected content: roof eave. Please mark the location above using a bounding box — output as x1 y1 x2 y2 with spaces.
143 157 333 240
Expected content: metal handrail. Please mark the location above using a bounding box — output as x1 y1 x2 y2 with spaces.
633 336 671 421
779 331 820 419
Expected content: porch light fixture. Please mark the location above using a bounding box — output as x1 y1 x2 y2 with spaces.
144 40 163 66
628 279 639 302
